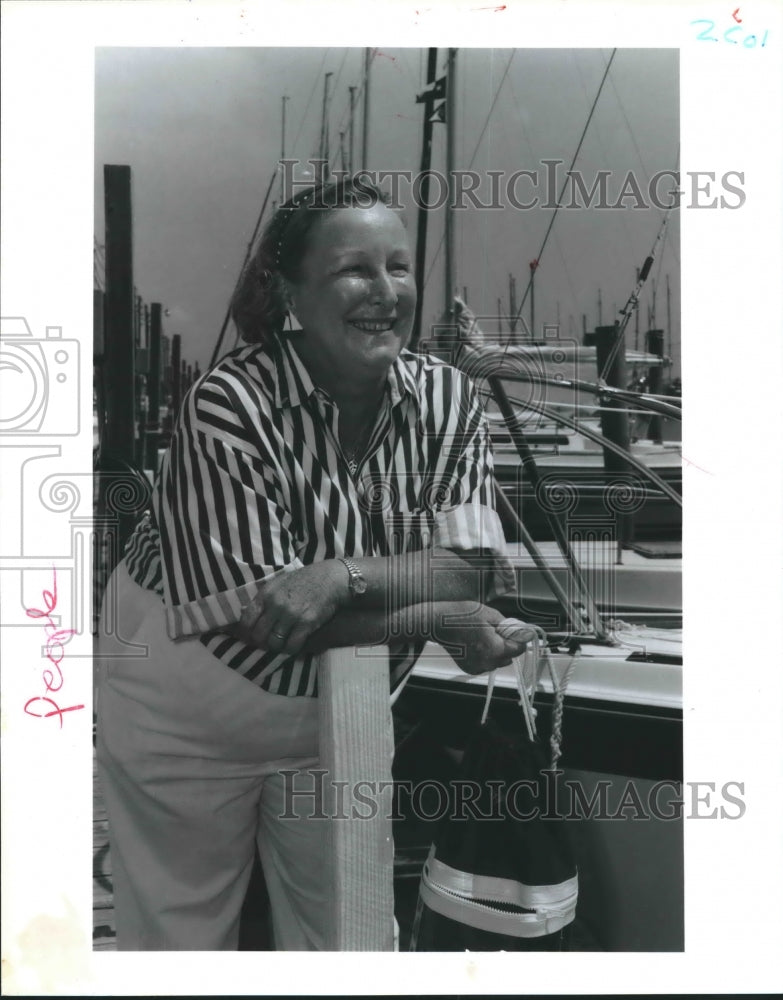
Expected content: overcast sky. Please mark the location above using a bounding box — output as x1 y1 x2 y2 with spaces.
94 47 680 373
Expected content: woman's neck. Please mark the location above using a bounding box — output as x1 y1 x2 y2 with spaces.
284 331 390 414
302 357 387 415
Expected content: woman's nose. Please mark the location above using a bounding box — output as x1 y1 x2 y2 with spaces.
369 269 397 307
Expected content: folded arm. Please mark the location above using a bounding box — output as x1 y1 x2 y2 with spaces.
231 597 532 676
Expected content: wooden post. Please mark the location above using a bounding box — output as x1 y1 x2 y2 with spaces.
145 303 162 471
93 289 105 360
171 333 182 417
103 165 135 465
594 324 633 549
317 646 395 951
133 291 141 350
93 289 105 455
594 325 631 469
646 329 664 443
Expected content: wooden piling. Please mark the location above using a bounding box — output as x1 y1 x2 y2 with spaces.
171 333 182 417
102 165 135 465
594 324 633 548
145 303 162 471
646 329 665 443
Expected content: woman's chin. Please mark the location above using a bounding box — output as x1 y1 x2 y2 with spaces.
351 329 407 364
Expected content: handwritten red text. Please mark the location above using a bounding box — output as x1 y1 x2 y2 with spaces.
24 569 83 727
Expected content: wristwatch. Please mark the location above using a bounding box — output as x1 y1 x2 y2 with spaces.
338 557 368 599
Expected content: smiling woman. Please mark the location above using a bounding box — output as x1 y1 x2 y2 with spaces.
94 176 528 951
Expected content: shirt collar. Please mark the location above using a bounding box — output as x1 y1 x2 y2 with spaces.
272 334 318 409
273 336 421 411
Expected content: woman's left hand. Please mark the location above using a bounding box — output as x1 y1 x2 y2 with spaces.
238 561 349 657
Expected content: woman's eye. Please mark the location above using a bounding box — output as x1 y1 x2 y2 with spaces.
390 262 410 275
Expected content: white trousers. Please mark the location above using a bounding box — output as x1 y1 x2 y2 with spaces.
95 563 330 950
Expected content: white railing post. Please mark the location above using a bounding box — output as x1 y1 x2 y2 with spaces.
317 645 395 951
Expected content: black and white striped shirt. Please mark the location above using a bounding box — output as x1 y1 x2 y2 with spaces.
124 334 515 696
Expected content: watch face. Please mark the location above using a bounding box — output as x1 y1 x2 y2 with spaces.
352 576 368 596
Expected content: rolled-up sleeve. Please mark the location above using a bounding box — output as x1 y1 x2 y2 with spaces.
429 374 517 600
156 380 302 638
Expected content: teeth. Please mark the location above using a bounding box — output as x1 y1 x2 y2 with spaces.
351 320 394 332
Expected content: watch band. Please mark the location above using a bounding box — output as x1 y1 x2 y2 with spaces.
338 557 368 599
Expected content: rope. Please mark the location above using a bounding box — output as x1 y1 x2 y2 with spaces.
544 646 580 770
482 618 580 771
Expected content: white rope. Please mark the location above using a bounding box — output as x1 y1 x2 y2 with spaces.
544 645 580 770
491 618 580 770
480 669 496 726
492 619 546 741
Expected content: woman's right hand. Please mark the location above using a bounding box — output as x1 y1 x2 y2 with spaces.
430 602 532 675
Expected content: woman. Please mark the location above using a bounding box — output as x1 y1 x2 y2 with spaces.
96 178 528 951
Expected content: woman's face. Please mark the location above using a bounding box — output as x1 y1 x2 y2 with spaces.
286 204 417 390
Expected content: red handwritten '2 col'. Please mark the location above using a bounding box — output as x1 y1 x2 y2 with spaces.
24 569 84 727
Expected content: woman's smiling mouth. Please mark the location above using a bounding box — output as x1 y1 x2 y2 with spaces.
348 318 396 333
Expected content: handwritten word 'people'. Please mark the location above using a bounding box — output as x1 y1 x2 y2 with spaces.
24 569 84 727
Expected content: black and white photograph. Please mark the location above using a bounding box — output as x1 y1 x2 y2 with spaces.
91 43 685 955
2 1 782 995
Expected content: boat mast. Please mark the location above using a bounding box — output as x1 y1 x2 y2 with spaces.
319 72 333 165
508 273 518 337
529 259 538 340
444 48 457 320
280 95 288 201
666 273 672 376
411 47 439 349
634 266 640 353
361 49 372 170
348 85 357 175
